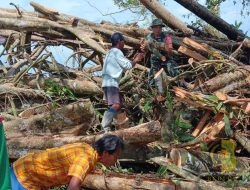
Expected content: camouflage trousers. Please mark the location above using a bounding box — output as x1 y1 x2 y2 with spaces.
148 59 179 93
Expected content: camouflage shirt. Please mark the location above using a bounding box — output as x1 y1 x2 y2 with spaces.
146 31 172 70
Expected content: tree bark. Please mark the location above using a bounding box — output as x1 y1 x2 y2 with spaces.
4 99 97 138
83 172 176 190
215 75 250 93
195 66 250 93
0 83 46 99
0 11 106 54
24 77 102 96
6 121 161 159
173 0 245 40
139 0 193 34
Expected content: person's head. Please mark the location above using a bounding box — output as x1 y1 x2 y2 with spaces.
93 134 124 167
111 32 125 49
150 18 165 37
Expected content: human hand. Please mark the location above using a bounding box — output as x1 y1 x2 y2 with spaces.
133 52 144 63
140 39 148 53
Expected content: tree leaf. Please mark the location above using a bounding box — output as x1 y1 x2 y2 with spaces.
224 114 233 136
178 121 193 129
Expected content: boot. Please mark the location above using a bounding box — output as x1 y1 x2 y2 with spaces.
101 110 117 133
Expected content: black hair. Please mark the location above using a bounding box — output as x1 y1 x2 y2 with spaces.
111 32 124 47
93 135 124 155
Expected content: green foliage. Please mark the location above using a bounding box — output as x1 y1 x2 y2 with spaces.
156 165 168 176
233 20 243 29
165 90 174 112
171 114 195 142
200 142 209 151
113 0 147 16
224 172 250 188
143 101 152 112
114 0 140 7
224 114 233 136
44 80 77 101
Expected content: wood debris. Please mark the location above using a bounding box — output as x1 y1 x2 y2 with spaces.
0 1 249 189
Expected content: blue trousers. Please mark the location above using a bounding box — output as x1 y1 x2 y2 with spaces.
10 167 26 190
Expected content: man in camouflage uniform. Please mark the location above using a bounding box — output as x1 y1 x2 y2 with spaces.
141 18 179 101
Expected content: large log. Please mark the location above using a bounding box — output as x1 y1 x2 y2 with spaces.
23 77 102 96
139 0 193 34
4 99 97 138
30 1 149 38
0 11 106 54
0 83 45 99
6 121 161 159
173 0 245 40
215 75 250 93
83 172 176 190
195 66 250 93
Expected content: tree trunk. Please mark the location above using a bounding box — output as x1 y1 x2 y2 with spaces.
173 0 245 40
139 0 193 34
0 83 46 99
0 11 106 54
195 66 250 93
4 99 97 138
24 77 102 96
6 121 161 159
83 172 176 190
215 75 250 93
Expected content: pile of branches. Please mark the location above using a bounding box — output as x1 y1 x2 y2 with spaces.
0 1 249 190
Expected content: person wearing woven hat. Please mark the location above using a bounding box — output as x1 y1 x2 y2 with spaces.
141 18 179 102
101 32 144 133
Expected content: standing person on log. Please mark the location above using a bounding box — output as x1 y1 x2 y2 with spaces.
101 32 144 133
141 18 179 102
10 134 124 190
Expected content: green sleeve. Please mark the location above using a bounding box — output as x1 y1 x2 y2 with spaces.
146 33 164 60
0 121 12 190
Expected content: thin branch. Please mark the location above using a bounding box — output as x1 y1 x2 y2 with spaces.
9 2 22 16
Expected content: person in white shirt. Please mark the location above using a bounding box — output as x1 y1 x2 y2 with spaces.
101 32 143 132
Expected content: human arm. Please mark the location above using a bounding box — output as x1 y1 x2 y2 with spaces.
141 36 166 61
142 32 173 61
165 33 173 58
131 52 144 66
67 156 92 190
67 176 81 190
115 49 143 69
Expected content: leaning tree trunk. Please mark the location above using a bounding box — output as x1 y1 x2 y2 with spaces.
173 0 246 40
139 0 193 35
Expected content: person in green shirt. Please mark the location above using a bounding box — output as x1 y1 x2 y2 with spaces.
0 116 12 190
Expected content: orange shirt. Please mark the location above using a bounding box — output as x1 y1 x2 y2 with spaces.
13 143 98 190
